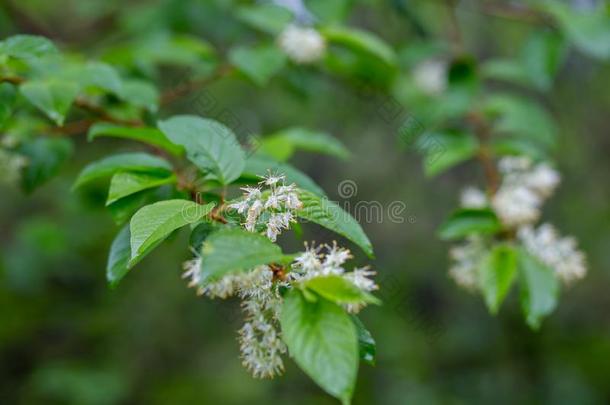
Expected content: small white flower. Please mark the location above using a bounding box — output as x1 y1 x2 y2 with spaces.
525 163 560 198
323 242 352 269
229 199 250 214
492 184 541 227
277 24 326 64
448 237 485 291
245 199 264 232
518 224 587 285
498 156 532 175
265 192 282 210
412 59 448 95
460 186 487 208
242 186 262 201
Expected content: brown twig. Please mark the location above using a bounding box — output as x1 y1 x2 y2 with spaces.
479 1 553 26
160 64 234 106
467 112 500 194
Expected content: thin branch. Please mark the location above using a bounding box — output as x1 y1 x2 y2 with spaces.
479 1 553 26
160 64 234 106
467 112 500 194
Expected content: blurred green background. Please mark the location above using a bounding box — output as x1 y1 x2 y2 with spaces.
1 0 609 404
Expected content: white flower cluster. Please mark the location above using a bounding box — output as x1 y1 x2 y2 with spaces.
277 24 326 64
449 157 587 291
183 260 286 378
0 149 28 185
518 224 587 284
229 173 302 242
182 240 377 377
491 157 560 227
412 59 448 95
291 242 378 313
448 236 485 291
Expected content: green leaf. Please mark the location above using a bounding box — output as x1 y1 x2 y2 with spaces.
18 138 73 192
281 289 359 403
77 62 123 96
0 35 57 60
73 152 173 189
106 225 131 288
297 189 374 257
478 244 518 314
322 26 397 67
19 80 79 126
303 275 380 305
158 115 245 185
418 131 479 177
235 4 293 35
521 31 567 91
490 137 548 161
129 200 215 267
88 123 183 155
0 82 16 126
260 127 350 161
483 94 557 148
228 44 287 86
120 79 159 112
543 2 610 60
351 315 376 366
106 171 176 205
107 191 151 225
438 208 501 240
242 155 326 196
517 248 560 329
199 227 290 283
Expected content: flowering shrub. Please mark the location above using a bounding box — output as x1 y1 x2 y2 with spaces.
2 0 608 402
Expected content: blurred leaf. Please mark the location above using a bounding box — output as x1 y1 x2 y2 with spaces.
483 94 557 148
235 4 293 35
0 82 16 127
106 224 131 287
158 115 245 185
260 127 350 161
73 152 172 189
303 275 380 305
322 26 397 67
18 138 73 192
306 0 350 23
438 208 502 240
297 189 374 257
543 2 610 60
0 35 57 60
242 155 326 196
120 79 159 112
229 44 287 86
518 248 559 329
478 244 517 314
483 31 566 91
106 171 176 205
76 62 123 96
200 227 290 283
419 131 478 177
19 80 79 126
351 315 376 366
88 122 183 155
281 289 358 403
521 30 567 91
129 200 215 267
490 137 548 160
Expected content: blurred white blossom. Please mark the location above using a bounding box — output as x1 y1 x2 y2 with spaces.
518 224 587 285
448 236 485 291
460 186 488 208
492 157 560 227
412 59 448 95
277 24 326 64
